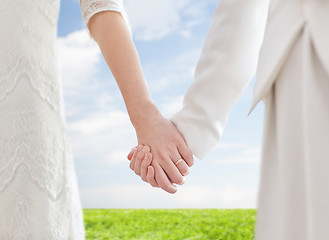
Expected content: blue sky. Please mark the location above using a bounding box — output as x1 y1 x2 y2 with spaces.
57 0 265 208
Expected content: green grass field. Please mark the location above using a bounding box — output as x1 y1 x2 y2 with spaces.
83 209 257 240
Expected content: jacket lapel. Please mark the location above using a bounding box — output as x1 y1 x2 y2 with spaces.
248 0 305 115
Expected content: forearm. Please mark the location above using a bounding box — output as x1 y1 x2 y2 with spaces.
88 11 160 129
170 0 269 160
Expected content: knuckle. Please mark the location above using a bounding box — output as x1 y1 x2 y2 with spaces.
156 150 167 159
141 160 149 168
144 145 151 152
131 156 137 163
174 139 183 147
171 135 180 143
132 150 139 158
137 152 145 161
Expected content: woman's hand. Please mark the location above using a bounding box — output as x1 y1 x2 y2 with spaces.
129 110 193 194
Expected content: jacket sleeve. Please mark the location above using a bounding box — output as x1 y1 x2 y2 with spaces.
170 0 270 160
79 0 132 41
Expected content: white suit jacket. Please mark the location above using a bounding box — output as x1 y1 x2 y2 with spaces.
170 0 329 160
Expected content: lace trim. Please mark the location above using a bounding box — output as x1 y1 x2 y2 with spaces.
79 0 132 40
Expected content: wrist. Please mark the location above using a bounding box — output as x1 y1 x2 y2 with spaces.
129 100 162 130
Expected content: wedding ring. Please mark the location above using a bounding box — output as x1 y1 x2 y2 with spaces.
175 158 184 166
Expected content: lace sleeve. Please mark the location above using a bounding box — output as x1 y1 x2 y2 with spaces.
79 0 132 41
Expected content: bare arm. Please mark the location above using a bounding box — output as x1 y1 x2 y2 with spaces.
88 11 157 127
85 10 193 193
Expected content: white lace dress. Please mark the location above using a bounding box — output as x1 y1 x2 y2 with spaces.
0 0 129 239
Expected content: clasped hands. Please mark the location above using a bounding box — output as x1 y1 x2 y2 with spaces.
127 113 193 194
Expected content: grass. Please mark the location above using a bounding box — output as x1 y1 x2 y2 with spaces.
83 209 257 240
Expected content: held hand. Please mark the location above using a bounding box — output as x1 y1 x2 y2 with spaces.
127 145 159 188
128 145 191 190
131 115 194 194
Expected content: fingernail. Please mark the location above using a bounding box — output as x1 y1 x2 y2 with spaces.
183 169 190 176
145 145 151 152
144 153 148 160
178 177 186 185
141 145 148 153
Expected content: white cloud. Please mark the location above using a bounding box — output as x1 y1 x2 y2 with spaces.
215 142 248 150
57 29 100 90
106 149 132 166
243 147 261 156
66 110 137 166
212 147 261 164
67 111 130 135
57 29 135 162
94 93 115 108
125 0 189 40
57 29 110 119
214 156 260 164
145 48 200 94
125 0 213 41
180 30 192 39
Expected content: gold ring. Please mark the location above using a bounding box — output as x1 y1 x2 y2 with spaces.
175 158 184 166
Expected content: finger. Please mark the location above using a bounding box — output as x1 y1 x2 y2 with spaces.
172 153 190 177
177 141 194 167
127 146 138 161
134 150 146 176
146 166 159 188
170 119 194 167
130 144 143 171
134 145 150 176
154 163 178 194
141 152 153 182
158 154 185 186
